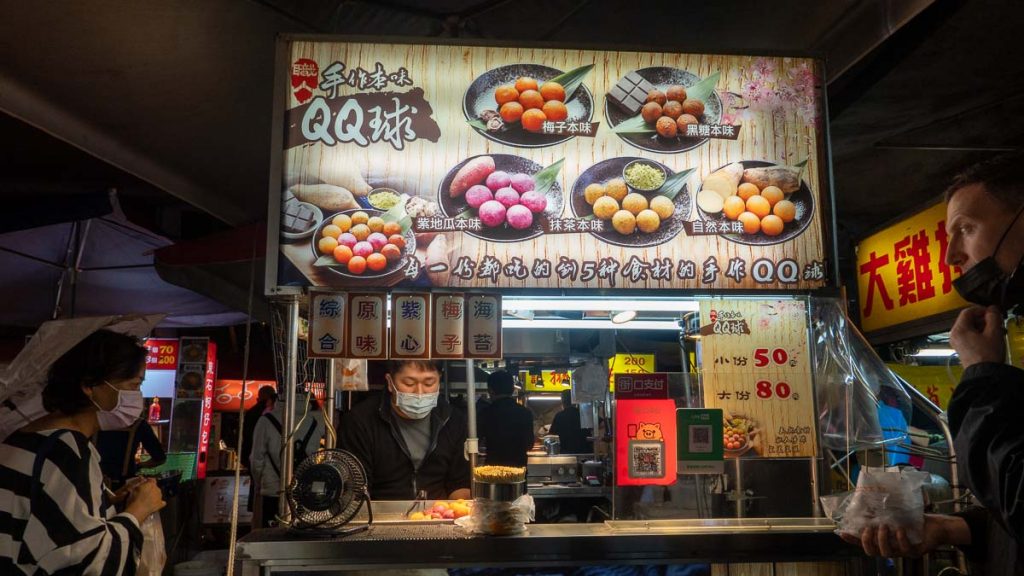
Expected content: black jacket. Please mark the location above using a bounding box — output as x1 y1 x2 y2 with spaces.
550 406 593 454
948 361 1024 575
340 392 470 500
478 397 535 467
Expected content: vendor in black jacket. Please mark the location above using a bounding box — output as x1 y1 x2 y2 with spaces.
845 152 1024 575
340 360 471 500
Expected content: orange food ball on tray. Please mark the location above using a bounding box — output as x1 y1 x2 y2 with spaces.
539 81 566 102
745 195 771 219
773 200 797 223
723 196 745 221
761 186 784 207
518 90 544 111
382 221 402 237
737 211 761 235
347 255 367 275
388 234 406 250
542 100 568 122
737 182 760 201
500 101 524 123
761 214 785 237
515 77 539 93
333 244 353 265
494 85 519 105
366 253 388 272
521 108 547 133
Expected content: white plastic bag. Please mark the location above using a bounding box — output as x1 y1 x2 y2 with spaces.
137 511 166 576
455 495 535 536
821 466 930 545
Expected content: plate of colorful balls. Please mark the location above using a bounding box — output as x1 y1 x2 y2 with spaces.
438 154 565 243
310 208 416 283
606 67 723 154
464 63 595 148
694 160 814 246
570 157 693 248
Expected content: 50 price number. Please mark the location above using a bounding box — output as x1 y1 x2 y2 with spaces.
755 380 798 401
752 348 797 368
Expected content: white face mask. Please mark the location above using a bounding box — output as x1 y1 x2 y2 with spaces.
91 381 144 430
389 377 438 420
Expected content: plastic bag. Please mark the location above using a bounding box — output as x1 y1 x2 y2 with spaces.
455 495 535 536
810 298 913 451
136 511 166 576
820 466 930 545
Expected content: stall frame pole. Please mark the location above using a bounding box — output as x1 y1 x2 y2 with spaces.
324 359 336 449
465 359 479 469
280 296 299 521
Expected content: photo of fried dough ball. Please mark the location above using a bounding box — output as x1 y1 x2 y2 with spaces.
622 192 649 215
650 196 675 220
662 101 683 119
641 102 663 123
646 89 667 106
593 195 620 220
605 178 629 202
682 98 705 117
612 209 637 235
656 116 678 138
584 183 607 205
666 85 687 102
636 209 661 233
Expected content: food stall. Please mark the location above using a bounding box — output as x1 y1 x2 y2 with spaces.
235 36 882 574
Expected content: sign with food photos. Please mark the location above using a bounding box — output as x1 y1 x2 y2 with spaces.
698 299 816 458
308 290 346 357
615 399 678 485
856 201 966 333
269 40 829 293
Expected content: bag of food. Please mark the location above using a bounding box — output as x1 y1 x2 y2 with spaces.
456 494 535 536
136 511 166 576
821 466 930 545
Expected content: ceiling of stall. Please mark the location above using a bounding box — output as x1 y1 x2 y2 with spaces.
0 0 1020 305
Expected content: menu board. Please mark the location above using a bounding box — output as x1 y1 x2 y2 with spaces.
269 41 828 292
698 299 816 458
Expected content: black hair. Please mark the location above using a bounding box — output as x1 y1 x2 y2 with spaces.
257 385 277 402
945 151 1024 209
43 330 147 415
561 389 573 406
486 370 515 395
385 359 441 376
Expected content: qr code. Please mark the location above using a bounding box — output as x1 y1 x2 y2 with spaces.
689 425 712 453
628 440 664 478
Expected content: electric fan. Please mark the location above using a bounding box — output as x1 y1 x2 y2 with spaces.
286 449 372 535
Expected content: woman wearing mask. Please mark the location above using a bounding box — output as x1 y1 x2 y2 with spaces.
340 360 470 500
0 330 165 575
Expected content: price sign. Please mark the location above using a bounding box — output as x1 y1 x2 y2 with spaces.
145 339 179 370
699 299 816 458
608 353 655 391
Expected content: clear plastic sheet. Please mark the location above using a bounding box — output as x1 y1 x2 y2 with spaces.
810 298 912 451
455 494 535 536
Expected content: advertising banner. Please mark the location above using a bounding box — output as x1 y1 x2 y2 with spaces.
699 299 816 458
270 41 828 292
856 201 965 333
615 399 678 485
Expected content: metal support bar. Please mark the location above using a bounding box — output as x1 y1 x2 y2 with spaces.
465 360 479 469
324 359 336 449
280 296 300 521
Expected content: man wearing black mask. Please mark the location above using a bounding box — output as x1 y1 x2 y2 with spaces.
846 152 1024 575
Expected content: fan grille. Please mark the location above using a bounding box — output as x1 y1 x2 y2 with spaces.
288 449 368 531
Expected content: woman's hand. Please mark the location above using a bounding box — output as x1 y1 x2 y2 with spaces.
124 478 165 523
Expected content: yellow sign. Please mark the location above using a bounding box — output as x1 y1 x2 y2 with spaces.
699 299 816 458
856 201 967 333
887 364 961 411
608 353 655 392
521 370 571 392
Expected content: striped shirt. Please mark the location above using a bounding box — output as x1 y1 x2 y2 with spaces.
0 429 142 575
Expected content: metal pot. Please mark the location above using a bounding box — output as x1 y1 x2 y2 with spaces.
542 435 561 455
472 480 525 502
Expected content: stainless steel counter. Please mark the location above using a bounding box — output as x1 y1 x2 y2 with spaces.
527 484 611 499
235 516 857 574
